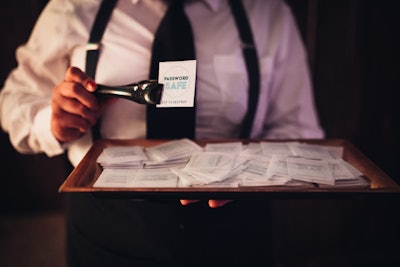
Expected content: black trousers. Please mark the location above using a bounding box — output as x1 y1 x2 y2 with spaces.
66 193 271 267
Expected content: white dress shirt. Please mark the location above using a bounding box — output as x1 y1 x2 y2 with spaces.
0 0 324 166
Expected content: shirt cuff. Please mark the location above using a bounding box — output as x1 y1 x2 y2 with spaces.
31 105 65 157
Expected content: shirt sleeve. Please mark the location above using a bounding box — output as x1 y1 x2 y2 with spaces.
0 0 87 156
260 2 324 139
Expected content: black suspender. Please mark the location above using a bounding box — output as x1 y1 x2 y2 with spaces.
85 0 118 80
85 0 117 140
86 0 260 139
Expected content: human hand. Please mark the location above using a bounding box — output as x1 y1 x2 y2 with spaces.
180 199 232 208
51 67 110 143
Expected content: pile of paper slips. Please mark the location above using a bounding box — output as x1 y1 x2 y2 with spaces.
94 138 368 188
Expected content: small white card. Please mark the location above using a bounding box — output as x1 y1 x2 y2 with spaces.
157 60 197 107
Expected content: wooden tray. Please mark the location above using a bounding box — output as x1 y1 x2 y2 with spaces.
59 139 400 199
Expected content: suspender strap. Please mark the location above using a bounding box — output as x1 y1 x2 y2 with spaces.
86 0 118 79
228 0 260 139
86 0 118 140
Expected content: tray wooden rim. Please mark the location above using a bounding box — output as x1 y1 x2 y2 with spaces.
58 138 400 199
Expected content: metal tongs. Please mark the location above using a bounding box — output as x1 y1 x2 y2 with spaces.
94 79 163 105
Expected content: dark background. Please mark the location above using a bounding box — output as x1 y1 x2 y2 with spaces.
0 0 399 266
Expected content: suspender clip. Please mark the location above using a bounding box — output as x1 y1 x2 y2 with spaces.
86 42 101 51
241 42 255 50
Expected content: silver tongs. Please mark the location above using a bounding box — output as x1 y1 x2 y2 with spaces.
94 79 163 105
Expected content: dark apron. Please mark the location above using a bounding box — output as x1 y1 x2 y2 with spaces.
66 194 271 267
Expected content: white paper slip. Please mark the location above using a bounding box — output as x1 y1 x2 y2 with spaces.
329 159 358 180
144 159 188 169
97 146 148 165
184 152 237 170
93 169 137 188
286 157 335 185
185 164 246 183
266 155 291 179
342 160 364 177
157 60 197 107
131 169 178 187
240 142 263 155
289 143 335 159
99 163 144 169
236 153 272 166
182 152 245 183
260 142 297 157
240 176 291 187
239 159 269 180
204 142 243 153
145 138 203 162
326 146 344 159
241 142 263 155
170 166 207 187
319 176 369 188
